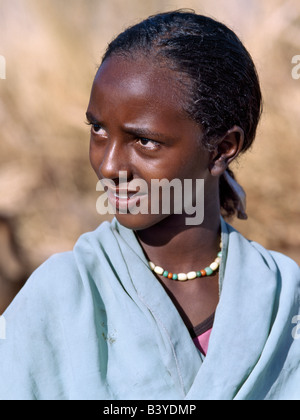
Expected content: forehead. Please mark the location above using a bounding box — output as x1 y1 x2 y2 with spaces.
90 55 188 116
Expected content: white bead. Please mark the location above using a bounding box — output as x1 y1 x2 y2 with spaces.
149 261 155 270
210 262 219 271
187 271 197 280
215 257 221 264
154 266 164 275
178 273 188 281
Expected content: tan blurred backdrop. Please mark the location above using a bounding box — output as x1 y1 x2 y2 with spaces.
0 0 299 282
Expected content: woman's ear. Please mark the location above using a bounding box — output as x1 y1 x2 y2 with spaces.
209 126 244 176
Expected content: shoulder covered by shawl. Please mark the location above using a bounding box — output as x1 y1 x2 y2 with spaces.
0 219 299 400
225 220 299 280
3 221 114 318
192 219 300 400
0 222 115 400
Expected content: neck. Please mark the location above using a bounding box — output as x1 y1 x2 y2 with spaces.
135 208 221 274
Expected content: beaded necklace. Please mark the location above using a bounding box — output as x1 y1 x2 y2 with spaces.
149 240 222 282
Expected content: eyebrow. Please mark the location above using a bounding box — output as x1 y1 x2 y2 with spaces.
123 125 170 142
86 112 171 142
86 111 99 123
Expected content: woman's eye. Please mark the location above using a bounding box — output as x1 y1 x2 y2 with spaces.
92 124 105 134
137 138 160 150
93 124 101 132
87 122 107 137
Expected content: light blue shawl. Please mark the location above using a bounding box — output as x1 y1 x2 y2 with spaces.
0 218 299 400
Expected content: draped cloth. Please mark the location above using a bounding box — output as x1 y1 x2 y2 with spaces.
0 218 299 400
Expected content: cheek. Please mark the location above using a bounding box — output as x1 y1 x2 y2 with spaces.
89 141 102 177
166 159 207 183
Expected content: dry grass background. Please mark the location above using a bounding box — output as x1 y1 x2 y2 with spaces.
0 0 299 283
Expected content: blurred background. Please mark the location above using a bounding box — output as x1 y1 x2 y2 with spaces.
0 0 299 309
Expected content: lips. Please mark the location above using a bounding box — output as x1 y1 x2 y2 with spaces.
102 182 148 212
111 189 143 199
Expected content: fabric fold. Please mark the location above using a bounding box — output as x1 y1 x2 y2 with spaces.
0 218 299 400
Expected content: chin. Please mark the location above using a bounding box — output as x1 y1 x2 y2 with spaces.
114 212 169 231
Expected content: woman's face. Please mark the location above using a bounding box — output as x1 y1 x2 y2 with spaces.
87 55 215 230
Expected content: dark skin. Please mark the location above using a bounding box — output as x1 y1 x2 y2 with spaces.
87 55 244 330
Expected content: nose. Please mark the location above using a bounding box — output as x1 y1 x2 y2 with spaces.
98 139 131 182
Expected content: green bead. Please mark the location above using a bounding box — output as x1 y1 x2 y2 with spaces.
172 274 178 280
163 271 169 277
196 271 202 277
205 267 214 276
217 251 222 258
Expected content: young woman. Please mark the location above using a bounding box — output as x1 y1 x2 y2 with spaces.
0 10 299 400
